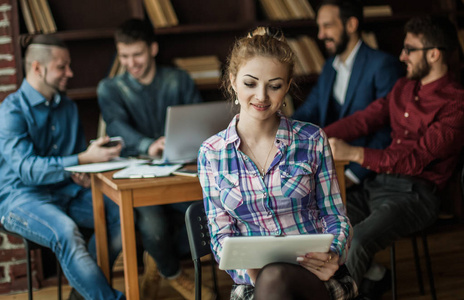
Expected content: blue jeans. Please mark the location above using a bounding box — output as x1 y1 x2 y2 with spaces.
0 187 124 300
135 201 192 277
345 174 439 285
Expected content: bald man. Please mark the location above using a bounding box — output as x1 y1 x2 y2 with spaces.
0 35 125 300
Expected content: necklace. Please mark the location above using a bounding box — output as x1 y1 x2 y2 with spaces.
243 139 275 178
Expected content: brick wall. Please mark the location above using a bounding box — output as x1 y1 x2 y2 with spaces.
0 0 17 102
0 0 38 295
0 231 42 294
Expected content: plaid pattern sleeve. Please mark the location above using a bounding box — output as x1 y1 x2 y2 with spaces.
198 114 352 285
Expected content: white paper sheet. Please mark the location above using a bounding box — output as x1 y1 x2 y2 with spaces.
112 164 183 179
64 158 149 173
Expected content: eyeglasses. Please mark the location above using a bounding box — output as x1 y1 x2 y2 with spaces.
401 46 446 55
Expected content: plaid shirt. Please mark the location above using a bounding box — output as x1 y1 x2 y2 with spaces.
198 114 351 285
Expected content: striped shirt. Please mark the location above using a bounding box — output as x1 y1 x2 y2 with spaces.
198 114 351 285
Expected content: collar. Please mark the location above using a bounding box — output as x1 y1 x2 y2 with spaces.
224 112 293 148
21 79 62 107
123 64 158 91
332 40 362 72
417 72 452 94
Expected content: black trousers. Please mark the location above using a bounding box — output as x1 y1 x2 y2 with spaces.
345 173 439 285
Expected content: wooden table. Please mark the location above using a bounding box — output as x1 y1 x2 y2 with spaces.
90 160 347 299
334 160 349 205
90 171 203 300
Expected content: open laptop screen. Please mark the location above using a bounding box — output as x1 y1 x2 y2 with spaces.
154 101 234 164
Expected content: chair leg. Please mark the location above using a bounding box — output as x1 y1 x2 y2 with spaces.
57 260 62 300
421 232 437 300
210 255 219 299
390 242 397 300
411 235 425 294
24 239 33 300
194 259 202 300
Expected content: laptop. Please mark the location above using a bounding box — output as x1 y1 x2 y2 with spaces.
219 234 334 270
152 101 234 164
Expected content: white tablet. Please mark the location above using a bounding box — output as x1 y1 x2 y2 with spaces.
219 234 334 270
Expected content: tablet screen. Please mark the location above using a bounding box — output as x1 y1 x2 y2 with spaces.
219 234 334 270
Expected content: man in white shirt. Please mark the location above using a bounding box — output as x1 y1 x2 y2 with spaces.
293 0 403 185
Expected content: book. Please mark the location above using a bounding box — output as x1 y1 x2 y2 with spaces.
363 5 393 18
174 55 222 85
362 31 378 49
283 0 308 19
158 0 178 26
27 0 46 33
144 0 178 28
299 36 325 73
272 0 292 20
19 0 36 34
288 38 310 75
296 0 316 19
38 0 57 33
258 0 280 20
144 0 168 28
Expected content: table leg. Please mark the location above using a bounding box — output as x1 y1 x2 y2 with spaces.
334 162 347 205
91 174 110 280
119 190 140 300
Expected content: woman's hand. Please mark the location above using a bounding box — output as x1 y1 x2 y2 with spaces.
297 251 339 281
247 269 260 285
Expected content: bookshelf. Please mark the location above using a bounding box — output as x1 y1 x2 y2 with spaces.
8 0 464 142
3 0 462 289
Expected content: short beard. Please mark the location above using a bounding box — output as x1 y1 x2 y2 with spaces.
407 53 431 81
334 29 349 55
324 28 349 56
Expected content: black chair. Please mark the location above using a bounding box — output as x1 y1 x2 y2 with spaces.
0 223 62 300
185 201 219 300
390 156 464 300
390 230 436 300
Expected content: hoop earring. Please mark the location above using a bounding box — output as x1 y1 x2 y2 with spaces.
235 99 239 105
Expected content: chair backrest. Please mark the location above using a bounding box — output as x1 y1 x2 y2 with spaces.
185 201 212 260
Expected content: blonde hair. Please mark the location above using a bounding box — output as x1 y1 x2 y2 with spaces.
223 27 295 101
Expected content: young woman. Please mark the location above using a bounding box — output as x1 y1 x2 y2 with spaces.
198 27 357 300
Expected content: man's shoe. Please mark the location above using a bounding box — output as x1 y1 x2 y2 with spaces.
360 269 392 300
168 269 215 300
140 251 162 300
67 288 85 300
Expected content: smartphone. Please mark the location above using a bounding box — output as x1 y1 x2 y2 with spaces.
91 136 125 148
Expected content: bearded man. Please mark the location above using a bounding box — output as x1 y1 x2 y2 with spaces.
293 0 403 186
325 15 464 300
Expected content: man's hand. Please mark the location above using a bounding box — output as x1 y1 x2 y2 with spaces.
297 251 339 281
148 136 165 157
71 172 91 188
77 136 122 165
328 138 364 165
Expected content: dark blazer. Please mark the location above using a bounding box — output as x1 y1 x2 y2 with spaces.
293 42 404 181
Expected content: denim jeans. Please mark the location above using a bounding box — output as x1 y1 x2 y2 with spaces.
0 187 124 300
135 201 192 277
345 174 439 285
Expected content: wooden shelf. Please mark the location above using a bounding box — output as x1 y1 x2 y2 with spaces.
9 0 460 140
154 22 251 35
67 87 97 100
19 28 116 41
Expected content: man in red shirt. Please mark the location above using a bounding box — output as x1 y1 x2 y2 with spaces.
325 16 464 299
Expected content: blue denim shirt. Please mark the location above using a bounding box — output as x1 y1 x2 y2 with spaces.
0 80 87 213
97 65 202 156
